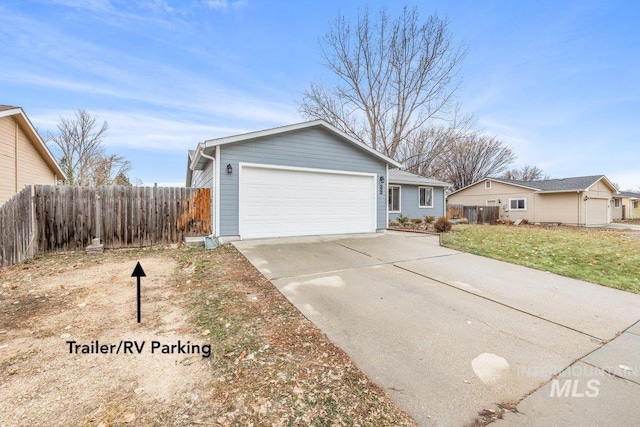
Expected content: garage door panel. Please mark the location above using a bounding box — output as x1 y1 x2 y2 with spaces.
586 199 608 225
239 165 376 239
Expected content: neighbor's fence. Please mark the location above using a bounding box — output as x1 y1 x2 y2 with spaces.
0 187 36 268
447 204 499 225
1 185 211 268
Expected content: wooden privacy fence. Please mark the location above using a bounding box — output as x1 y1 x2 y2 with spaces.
0 187 36 268
1 185 211 268
447 204 499 225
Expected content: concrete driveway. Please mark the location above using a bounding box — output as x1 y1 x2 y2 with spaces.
234 232 640 426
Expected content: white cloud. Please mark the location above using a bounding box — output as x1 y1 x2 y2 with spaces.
204 0 247 10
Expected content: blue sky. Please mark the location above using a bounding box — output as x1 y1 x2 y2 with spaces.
1 0 639 189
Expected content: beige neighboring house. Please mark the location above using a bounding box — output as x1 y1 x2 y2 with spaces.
613 191 640 220
0 105 66 204
447 175 618 226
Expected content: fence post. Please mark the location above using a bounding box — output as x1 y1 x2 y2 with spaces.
95 193 102 241
29 184 36 258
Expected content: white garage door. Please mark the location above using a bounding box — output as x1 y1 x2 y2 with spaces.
586 198 608 225
239 164 376 239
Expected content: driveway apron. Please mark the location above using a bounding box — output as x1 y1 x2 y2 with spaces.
234 232 640 426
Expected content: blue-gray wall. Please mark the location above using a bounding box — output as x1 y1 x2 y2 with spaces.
191 161 213 188
388 184 446 221
218 127 388 237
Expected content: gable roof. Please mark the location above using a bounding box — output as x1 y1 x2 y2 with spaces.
388 169 451 187
449 175 618 196
0 105 67 180
618 191 640 199
189 119 402 172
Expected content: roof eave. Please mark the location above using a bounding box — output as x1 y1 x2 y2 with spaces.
3 108 68 180
201 120 402 168
448 177 539 196
389 179 452 187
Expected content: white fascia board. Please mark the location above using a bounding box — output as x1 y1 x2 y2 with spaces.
202 120 402 168
0 107 22 118
586 176 618 193
389 179 452 187
4 107 67 180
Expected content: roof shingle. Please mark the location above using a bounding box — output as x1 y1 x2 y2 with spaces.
489 175 612 192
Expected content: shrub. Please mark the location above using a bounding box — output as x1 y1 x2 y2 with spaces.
434 216 452 233
412 218 423 225
424 216 435 224
397 215 409 225
388 220 400 227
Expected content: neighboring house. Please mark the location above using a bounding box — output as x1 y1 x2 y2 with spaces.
0 105 66 204
447 175 618 226
186 120 401 242
387 169 451 221
614 191 640 220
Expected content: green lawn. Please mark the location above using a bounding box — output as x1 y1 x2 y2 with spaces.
441 225 640 293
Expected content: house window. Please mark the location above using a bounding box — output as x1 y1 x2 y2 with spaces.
389 185 401 212
509 198 526 210
634 201 639 209
419 187 433 208
485 180 491 189
614 199 620 208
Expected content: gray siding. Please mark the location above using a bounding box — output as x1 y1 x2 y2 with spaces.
218 127 388 237
191 161 213 188
388 184 446 221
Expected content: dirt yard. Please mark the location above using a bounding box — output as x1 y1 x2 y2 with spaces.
0 246 415 426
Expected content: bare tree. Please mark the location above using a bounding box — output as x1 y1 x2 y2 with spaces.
91 153 132 186
46 109 132 186
439 133 516 190
300 6 466 159
501 165 549 181
397 105 476 178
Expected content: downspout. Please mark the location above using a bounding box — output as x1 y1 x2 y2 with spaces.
200 151 217 237
215 145 221 238
443 185 447 219
385 164 389 229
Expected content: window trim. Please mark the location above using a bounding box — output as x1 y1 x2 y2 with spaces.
418 186 434 208
389 185 401 213
485 180 491 189
633 200 639 209
614 199 621 208
508 198 527 211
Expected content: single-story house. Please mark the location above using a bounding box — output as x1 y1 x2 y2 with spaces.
186 120 401 242
388 169 451 220
447 175 618 226
0 105 66 204
613 191 640 220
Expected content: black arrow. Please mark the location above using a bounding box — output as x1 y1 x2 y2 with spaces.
131 262 146 323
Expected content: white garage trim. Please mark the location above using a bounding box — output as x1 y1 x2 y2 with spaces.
239 162 377 240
